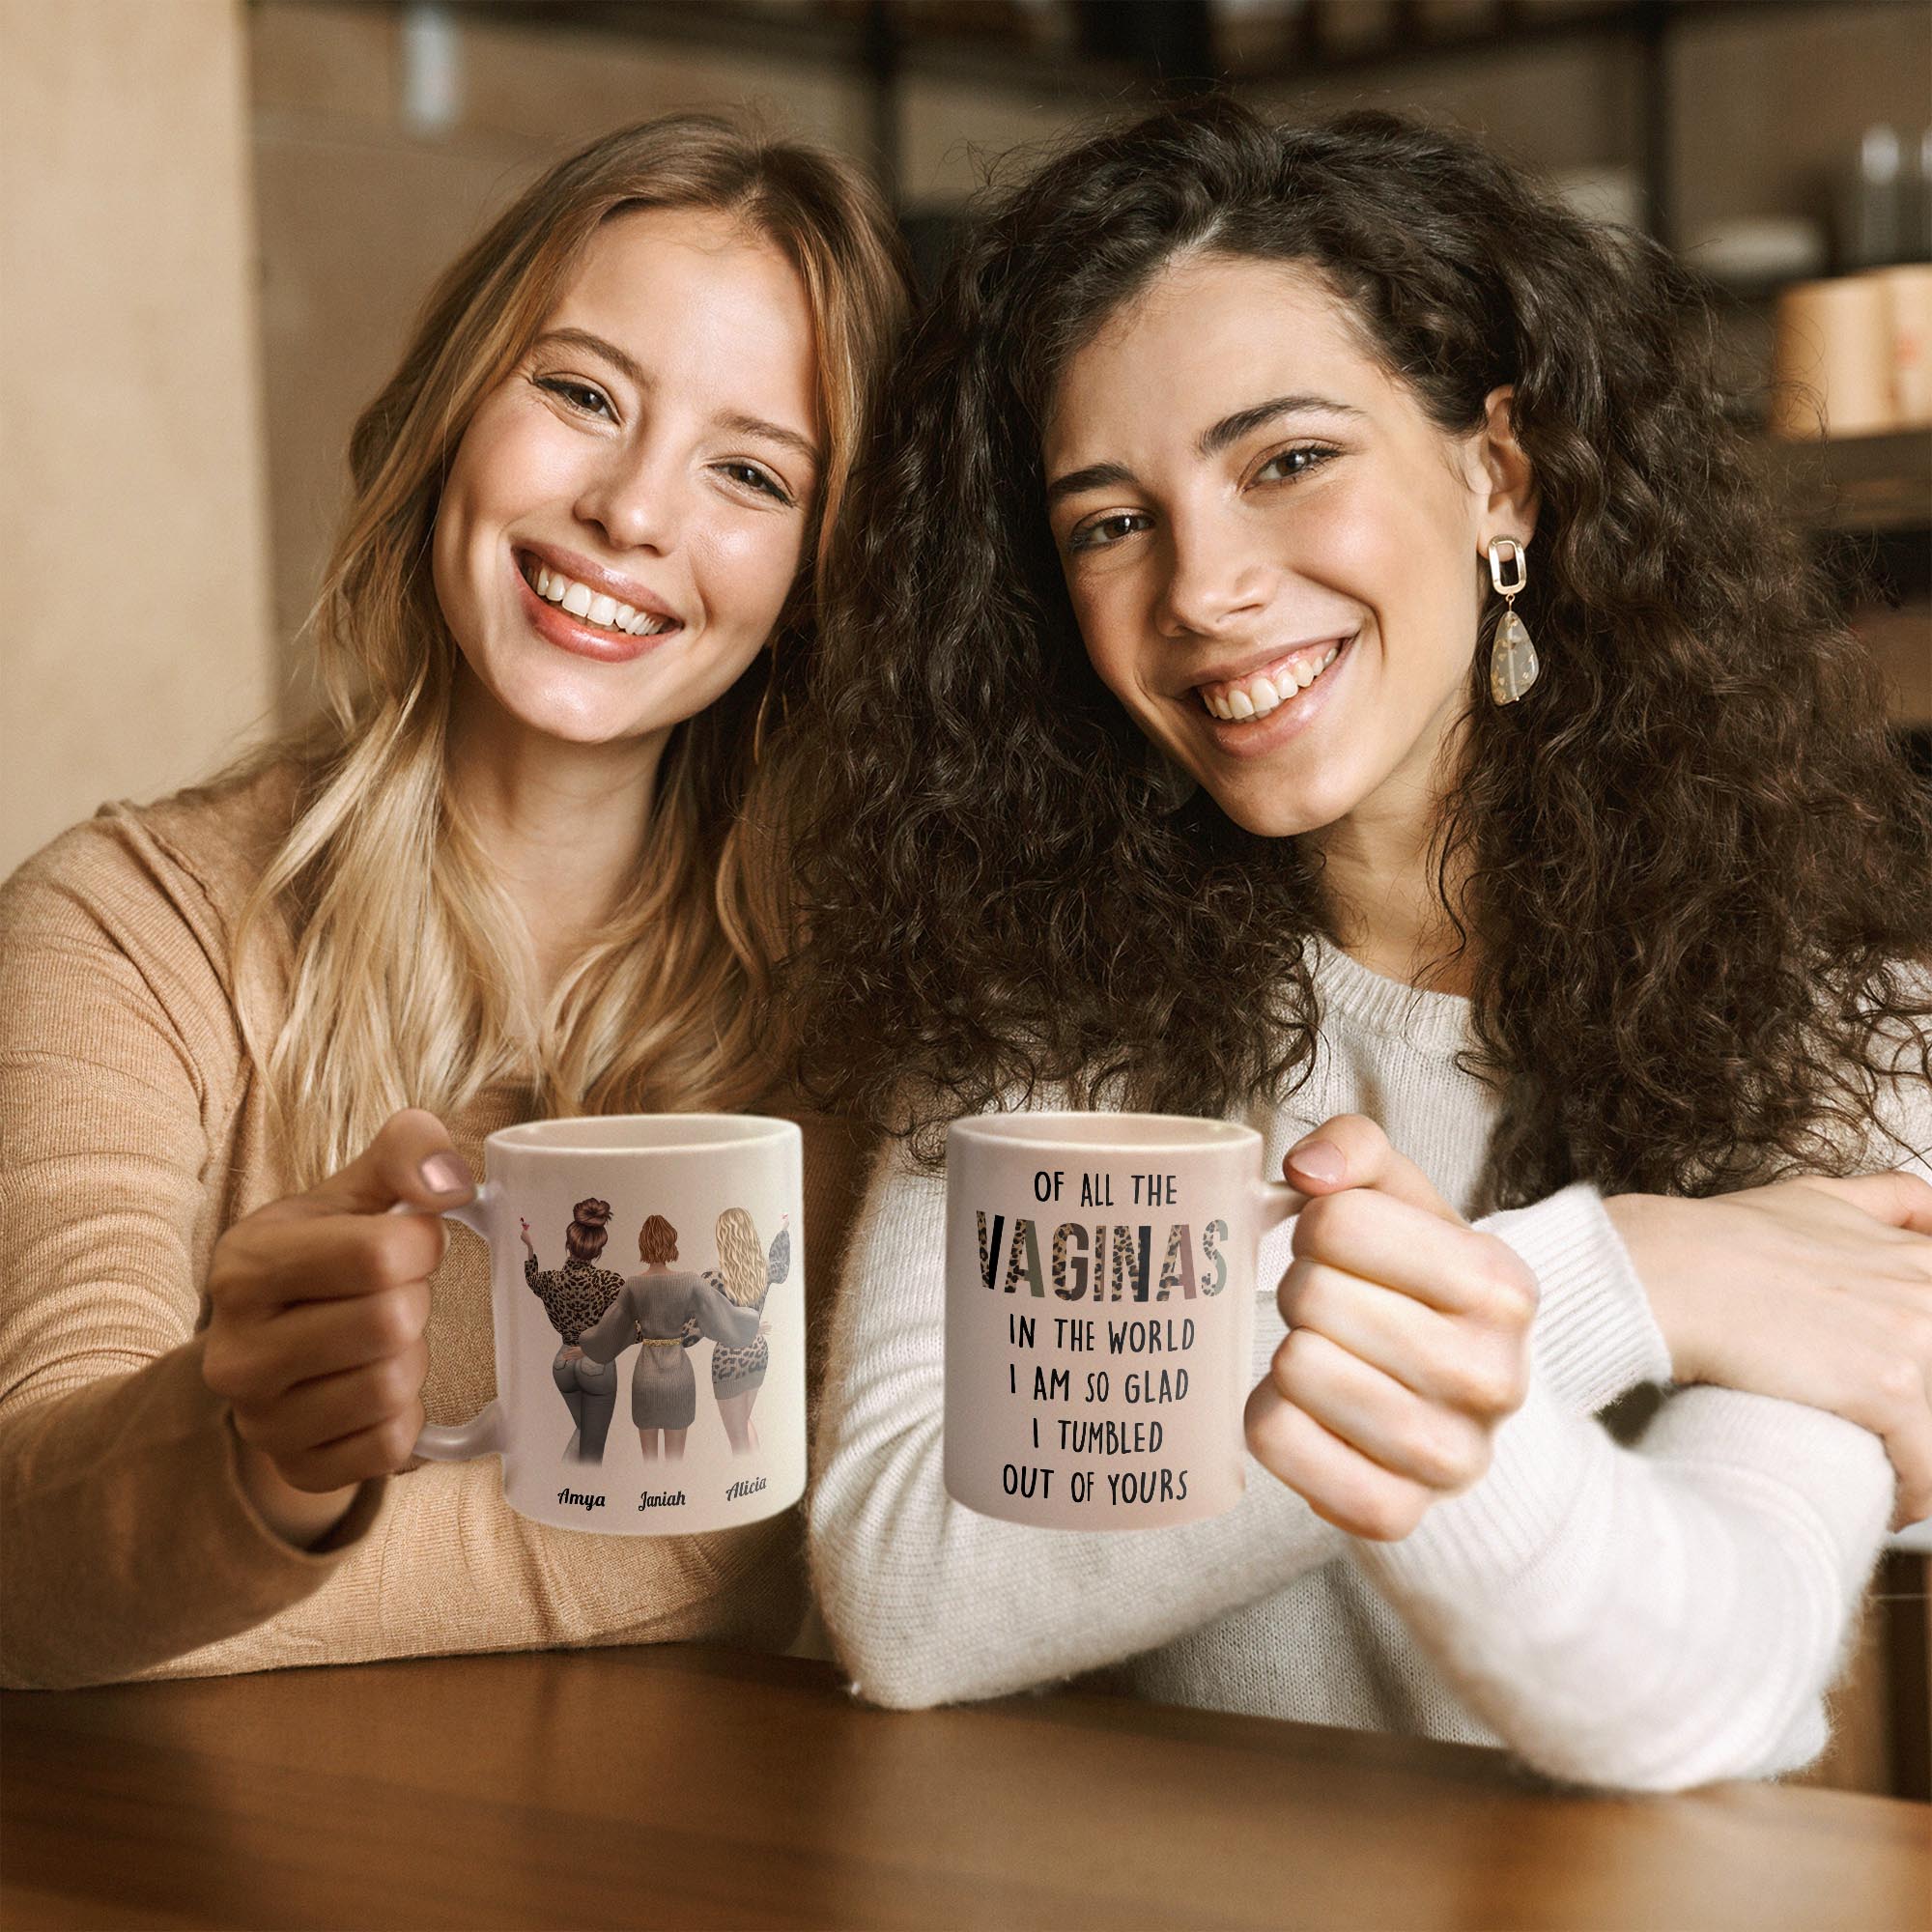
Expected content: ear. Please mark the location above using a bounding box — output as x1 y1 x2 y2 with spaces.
1473 384 1539 549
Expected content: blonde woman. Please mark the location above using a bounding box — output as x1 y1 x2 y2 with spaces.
0 117 907 1689
708 1208 789 1454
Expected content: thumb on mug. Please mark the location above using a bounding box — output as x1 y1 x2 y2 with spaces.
307 1107 474 1216
1283 1115 1460 1224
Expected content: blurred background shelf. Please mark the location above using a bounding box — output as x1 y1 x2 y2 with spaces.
1776 425 1932 535
400 0 1926 252
1767 427 1932 735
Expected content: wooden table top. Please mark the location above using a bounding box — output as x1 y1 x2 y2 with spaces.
4 1644 1927 1931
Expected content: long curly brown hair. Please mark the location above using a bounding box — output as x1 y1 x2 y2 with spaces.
784 99 1932 1207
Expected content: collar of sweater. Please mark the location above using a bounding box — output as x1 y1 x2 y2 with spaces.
1308 934 1471 1057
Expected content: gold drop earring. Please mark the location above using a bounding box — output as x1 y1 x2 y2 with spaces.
1487 535 1539 705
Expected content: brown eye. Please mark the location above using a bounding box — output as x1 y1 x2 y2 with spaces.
719 461 792 506
1067 511 1151 554
1255 445 1335 485
536 376 613 419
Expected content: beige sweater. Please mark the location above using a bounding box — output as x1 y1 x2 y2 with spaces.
0 764 873 1690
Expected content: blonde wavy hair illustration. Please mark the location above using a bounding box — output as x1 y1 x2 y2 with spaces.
225 116 908 1186
714 1208 767 1307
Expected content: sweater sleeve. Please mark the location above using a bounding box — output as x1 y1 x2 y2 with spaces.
1348 1061 1931 1791
1350 1377 1890 1790
689 1276 762 1349
807 1138 1348 1710
1481 1182 1673 1413
578 1286 636 1366
0 827 388 1689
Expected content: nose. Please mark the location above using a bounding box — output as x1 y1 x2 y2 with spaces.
1156 501 1271 639
574 439 686 555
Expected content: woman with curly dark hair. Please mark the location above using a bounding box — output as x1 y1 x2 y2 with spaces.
792 99 1932 1789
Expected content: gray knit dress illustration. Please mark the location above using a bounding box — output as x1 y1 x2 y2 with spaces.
579 1270 763 1431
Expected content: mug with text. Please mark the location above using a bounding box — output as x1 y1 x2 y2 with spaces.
944 1113 1297 1530
408 1114 803 1535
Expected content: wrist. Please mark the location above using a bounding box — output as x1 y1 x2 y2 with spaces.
234 1437 360 1550
1603 1192 1706 1384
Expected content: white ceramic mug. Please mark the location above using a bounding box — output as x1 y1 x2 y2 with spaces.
944 1113 1297 1530
408 1114 803 1535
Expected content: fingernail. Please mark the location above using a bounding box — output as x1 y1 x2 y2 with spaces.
1287 1139 1346 1185
420 1152 472 1197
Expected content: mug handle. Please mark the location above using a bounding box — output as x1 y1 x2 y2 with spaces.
1252 1177 1304 1232
387 1188 507 1461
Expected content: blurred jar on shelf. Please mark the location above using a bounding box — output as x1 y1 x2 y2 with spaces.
1771 269 1932 440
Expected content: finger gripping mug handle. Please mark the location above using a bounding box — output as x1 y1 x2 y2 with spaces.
389 1185 506 1462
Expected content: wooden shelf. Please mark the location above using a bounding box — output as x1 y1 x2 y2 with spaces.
412 1 1861 100
1770 427 1932 535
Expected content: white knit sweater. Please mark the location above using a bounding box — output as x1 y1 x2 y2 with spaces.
809 939 1921 1791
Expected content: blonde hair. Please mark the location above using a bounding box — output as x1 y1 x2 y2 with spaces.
232 117 909 1185
715 1208 767 1306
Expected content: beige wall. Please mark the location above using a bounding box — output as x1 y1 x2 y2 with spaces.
0 0 273 877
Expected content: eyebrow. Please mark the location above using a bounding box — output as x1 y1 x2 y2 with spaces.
1043 461 1136 508
1197 392 1367 459
530 327 821 469
1043 392 1367 508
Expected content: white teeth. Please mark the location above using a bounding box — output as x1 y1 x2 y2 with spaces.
527 558 674 637
1199 639 1347 722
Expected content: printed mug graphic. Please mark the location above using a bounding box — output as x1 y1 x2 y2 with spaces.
526 1205 788 1465
407 1112 804 1537
946 1117 1293 1532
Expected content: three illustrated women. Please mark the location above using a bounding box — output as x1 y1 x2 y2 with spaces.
522 1202 786 1463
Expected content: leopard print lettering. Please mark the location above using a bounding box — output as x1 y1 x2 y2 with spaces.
1051 1221 1090 1300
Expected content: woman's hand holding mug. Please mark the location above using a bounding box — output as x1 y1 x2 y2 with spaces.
1606 1173 1932 1527
201 1108 475 1548
1244 1116 1539 1542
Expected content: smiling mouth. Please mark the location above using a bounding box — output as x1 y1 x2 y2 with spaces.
520 555 680 640
1194 634 1351 721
